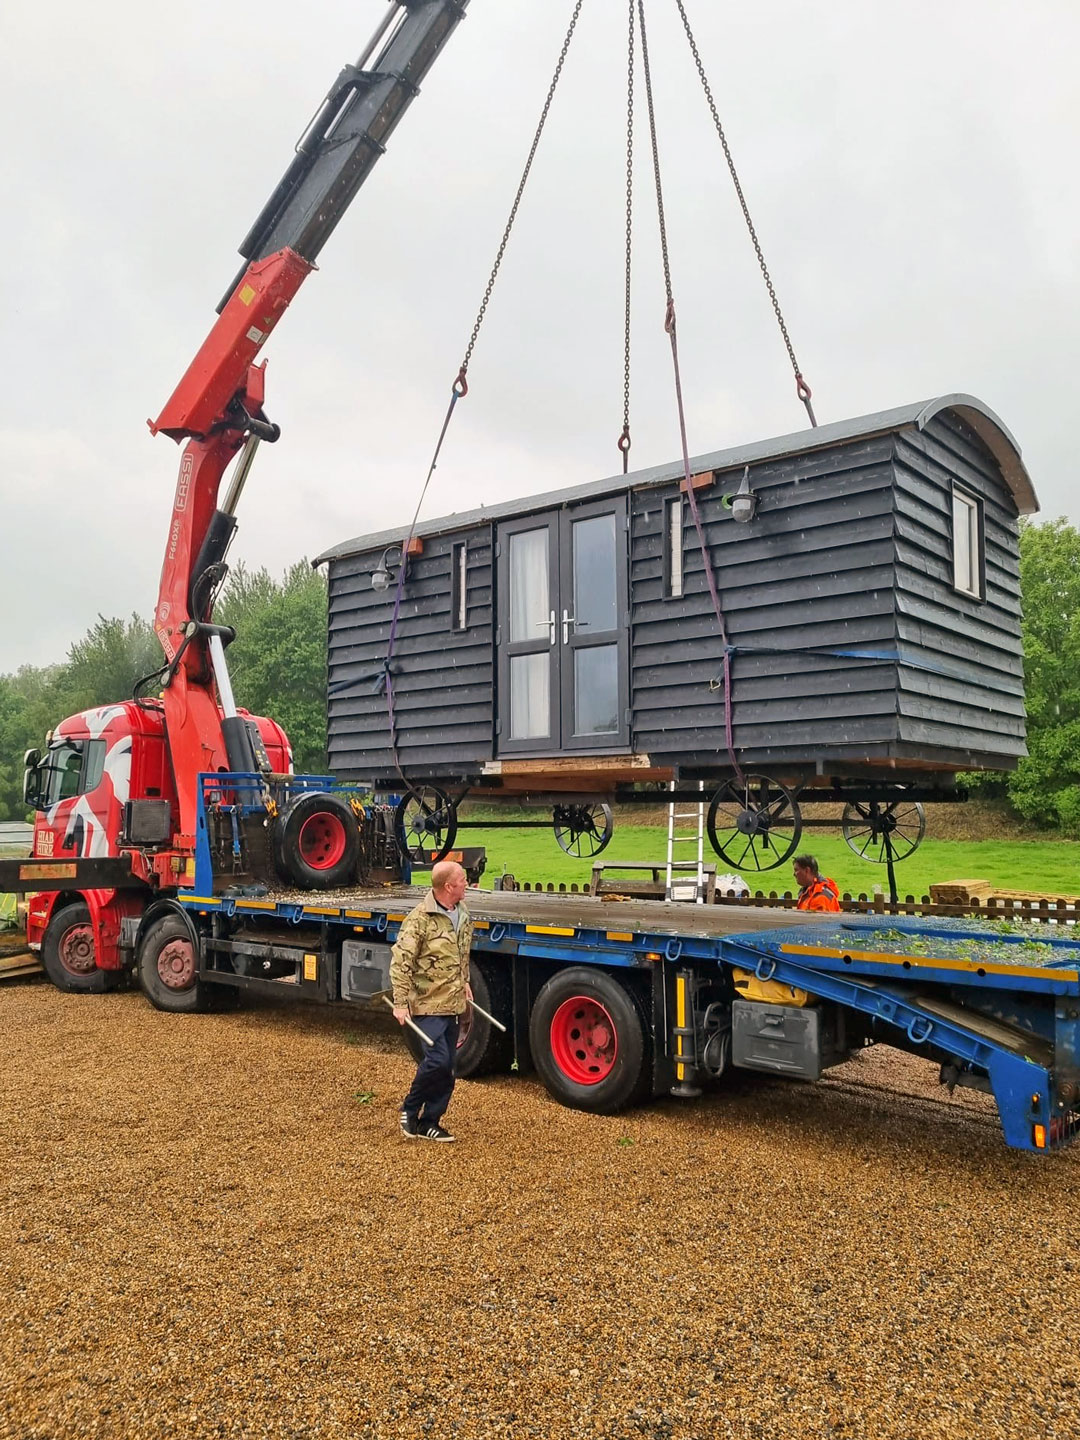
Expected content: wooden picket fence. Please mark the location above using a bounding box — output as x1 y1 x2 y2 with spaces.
494 873 1080 926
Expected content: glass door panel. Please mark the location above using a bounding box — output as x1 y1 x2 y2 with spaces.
497 517 558 752
572 513 617 633
509 529 550 641
573 644 619 736
509 653 551 740
559 497 630 751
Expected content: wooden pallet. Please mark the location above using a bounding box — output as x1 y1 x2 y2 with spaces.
0 951 42 981
0 930 42 980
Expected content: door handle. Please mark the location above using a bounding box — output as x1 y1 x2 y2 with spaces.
562 609 575 644
535 609 556 644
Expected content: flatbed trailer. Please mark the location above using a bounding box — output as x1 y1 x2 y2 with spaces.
155 879 1080 1155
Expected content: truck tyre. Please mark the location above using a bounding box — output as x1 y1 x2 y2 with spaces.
273 793 360 890
41 901 117 994
457 962 513 1078
138 913 208 1013
400 962 513 1078
529 967 651 1114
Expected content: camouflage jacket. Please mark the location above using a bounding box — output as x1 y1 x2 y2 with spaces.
389 890 473 1016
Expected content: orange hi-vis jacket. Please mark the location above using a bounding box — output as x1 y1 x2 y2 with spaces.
796 876 842 913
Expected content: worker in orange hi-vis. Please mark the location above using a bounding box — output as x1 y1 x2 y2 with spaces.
792 854 843 913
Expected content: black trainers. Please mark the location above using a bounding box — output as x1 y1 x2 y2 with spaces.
399 1110 419 1140
418 1121 455 1143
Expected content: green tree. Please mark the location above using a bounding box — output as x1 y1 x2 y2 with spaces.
216 561 328 773
0 664 65 820
1006 518 1080 834
59 614 161 714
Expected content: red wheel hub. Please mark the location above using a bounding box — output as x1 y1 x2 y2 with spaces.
549 996 618 1084
58 924 96 978
157 937 196 991
298 812 347 870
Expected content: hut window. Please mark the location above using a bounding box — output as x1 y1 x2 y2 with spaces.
450 542 467 631
664 497 684 598
951 488 983 599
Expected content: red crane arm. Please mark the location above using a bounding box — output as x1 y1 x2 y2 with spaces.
142 1 469 843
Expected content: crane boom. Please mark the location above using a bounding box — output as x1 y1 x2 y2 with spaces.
146 0 470 844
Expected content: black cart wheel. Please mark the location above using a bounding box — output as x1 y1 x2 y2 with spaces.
706 774 802 872
273 792 360 890
529 967 651 1114
137 913 208 1014
553 802 614 858
394 784 458 863
842 799 926 863
41 901 117 994
401 961 512 1077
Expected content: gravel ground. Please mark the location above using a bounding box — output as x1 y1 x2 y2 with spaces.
2 978 1077 1440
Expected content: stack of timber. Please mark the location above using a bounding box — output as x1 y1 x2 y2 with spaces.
0 925 40 982
929 879 1080 906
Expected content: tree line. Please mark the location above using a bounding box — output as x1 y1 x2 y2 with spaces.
1 522 1079 834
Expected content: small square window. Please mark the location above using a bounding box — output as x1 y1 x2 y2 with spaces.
951 488 983 599
450 542 468 631
664 496 684 599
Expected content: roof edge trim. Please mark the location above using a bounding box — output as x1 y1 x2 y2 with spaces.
912 393 1038 516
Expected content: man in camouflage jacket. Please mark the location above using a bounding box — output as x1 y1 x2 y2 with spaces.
390 859 473 1142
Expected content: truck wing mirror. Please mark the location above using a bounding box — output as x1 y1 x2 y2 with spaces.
22 750 42 808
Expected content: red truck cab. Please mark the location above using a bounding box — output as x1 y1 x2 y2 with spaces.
23 702 291 983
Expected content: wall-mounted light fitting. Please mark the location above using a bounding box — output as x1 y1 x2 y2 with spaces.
371 544 406 592
725 467 758 525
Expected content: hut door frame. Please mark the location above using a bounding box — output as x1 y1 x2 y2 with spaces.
496 498 630 756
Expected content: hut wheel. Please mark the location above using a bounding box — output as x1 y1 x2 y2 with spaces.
842 800 926 864
394 783 459 863
706 774 802 872
553 803 614 859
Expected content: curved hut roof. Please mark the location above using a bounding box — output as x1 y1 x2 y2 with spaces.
315 392 1036 565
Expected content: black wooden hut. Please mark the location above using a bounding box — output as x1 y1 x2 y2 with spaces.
315 395 1037 868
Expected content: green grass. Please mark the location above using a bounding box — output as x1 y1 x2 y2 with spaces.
465 824 1080 899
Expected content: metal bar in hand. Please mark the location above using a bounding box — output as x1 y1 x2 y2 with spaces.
381 994 434 1046
468 998 507 1032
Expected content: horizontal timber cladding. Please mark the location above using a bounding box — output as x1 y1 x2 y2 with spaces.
630 435 902 767
326 525 496 781
890 413 1026 763
320 398 1032 787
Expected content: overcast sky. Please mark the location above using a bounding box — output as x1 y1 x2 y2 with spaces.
1 0 1077 672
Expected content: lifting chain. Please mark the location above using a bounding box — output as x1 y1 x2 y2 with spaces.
382 2 587 791
619 0 635 473
671 0 816 427
457 0 586 392
638 0 743 782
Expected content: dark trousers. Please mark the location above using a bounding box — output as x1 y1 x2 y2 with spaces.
402 1015 460 1125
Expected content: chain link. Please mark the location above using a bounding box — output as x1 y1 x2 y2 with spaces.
459 1 586 381
672 0 816 425
619 0 636 472
638 0 743 779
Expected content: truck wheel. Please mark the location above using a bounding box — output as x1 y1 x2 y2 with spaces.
273 793 360 890
457 962 513 1078
529 967 651 1114
400 963 513 1077
138 914 207 1013
41 902 117 994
